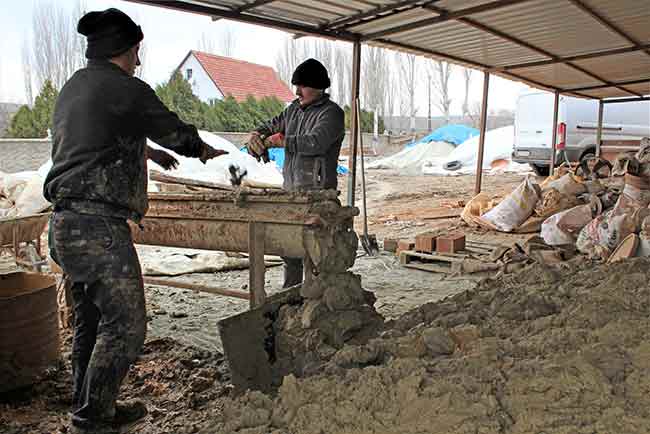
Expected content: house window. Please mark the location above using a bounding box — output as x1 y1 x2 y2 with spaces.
186 68 192 80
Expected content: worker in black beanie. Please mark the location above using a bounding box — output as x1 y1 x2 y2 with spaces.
247 58 344 288
45 8 227 434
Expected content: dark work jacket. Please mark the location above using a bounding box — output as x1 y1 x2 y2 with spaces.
44 60 204 222
256 94 344 191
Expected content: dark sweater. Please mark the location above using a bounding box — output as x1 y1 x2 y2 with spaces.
44 59 203 222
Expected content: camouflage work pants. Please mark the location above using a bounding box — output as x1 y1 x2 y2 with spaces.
49 210 146 428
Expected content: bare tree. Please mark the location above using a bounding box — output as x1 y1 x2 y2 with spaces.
276 36 303 86
397 52 418 132
332 44 350 106
136 41 147 80
384 62 395 118
462 67 473 117
276 37 350 105
22 37 34 105
29 0 86 92
361 46 389 117
467 101 483 128
198 32 216 53
219 24 237 57
427 60 453 123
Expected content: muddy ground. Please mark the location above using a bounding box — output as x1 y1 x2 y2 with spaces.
1 171 559 434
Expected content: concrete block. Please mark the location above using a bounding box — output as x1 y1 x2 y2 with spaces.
436 233 466 253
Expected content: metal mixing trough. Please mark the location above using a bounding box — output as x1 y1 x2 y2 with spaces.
131 190 358 308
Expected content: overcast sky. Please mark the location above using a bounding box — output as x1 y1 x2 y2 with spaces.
0 0 533 115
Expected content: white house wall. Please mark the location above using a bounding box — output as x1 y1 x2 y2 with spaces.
180 54 223 103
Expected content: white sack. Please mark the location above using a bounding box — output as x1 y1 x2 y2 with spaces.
541 204 593 246
480 176 541 232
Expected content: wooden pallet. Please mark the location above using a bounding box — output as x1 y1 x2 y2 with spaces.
399 240 497 274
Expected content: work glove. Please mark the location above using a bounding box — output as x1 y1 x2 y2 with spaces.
199 142 228 163
266 133 285 148
247 131 265 157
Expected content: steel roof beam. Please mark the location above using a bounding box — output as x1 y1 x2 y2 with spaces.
361 0 531 41
235 0 277 13
125 0 359 41
421 3 642 97
566 78 650 92
322 0 437 31
501 43 650 70
567 0 650 59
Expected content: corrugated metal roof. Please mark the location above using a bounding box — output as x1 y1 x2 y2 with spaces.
126 0 650 100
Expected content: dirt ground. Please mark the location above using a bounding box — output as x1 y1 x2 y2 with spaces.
1 171 547 434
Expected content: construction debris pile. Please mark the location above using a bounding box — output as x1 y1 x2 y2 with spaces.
203 257 650 434
462 138 650 263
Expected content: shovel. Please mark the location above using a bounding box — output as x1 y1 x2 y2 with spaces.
355 102 379 256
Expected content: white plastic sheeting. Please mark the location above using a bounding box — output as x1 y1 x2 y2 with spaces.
1 131 283 218
367 141 455 172
0 168 50 218
422 126 530 176
147 131 283 188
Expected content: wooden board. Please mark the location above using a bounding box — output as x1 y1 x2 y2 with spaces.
421 209 462 220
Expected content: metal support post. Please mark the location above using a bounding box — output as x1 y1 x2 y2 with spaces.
474 71 490 195
549 90 560 175
596 100 604 157
346 40 362 207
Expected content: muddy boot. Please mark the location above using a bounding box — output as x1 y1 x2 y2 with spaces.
114 399 148 426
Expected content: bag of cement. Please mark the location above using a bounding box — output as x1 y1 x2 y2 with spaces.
612 152 639 177
576 210 636 258
635 137 650 163
0 171 35 200
461 192 499 229
481 176 541 232
542 173 586 196
617 179 650 208
541 204 594 246
9 175 50 217
534 187 581 219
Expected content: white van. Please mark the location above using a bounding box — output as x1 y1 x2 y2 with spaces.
512 90 650 175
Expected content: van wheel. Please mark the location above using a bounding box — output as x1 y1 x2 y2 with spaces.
530 164 549 177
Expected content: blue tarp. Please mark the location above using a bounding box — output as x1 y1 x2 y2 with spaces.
240 147 349 175
405 124 479 148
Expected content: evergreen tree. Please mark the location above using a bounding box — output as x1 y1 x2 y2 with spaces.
6 106 35 138
344 105 385 134
155 72 207 128
31 80 58 137
6 80 58 138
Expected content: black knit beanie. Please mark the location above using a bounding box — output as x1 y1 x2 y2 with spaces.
291 58 331 90
77 8 144 59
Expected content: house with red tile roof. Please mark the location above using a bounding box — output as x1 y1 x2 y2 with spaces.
176 50 295 104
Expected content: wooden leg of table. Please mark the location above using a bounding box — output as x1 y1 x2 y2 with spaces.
248 222 267 309
303 254 315 286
